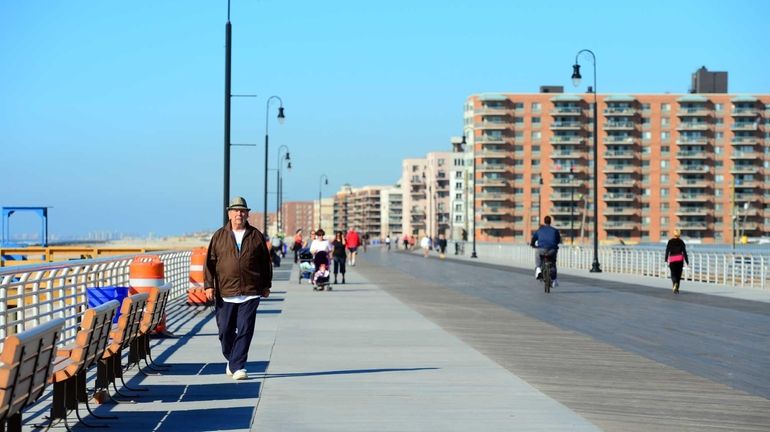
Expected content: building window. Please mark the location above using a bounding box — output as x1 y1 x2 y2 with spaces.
715 103 723 112
642 131 652 140
661 188 669 197
532 117 541 124
661 117 670 127
661 174 668 183
531 131 541 140
514 117 524 124
661 103 671 112
514 102 524 110
661 160 669 168
660 216 669 225
661 131 670 141
532 102 541 112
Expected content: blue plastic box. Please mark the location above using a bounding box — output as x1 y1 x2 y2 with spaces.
86 286 129 323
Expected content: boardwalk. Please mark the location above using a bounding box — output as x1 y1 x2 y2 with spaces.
20 248 770 431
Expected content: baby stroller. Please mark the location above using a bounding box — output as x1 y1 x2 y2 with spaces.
297 248 314 284
312 250 332 291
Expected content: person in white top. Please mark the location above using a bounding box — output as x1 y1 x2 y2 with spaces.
309 229 332 255
420 234 432 258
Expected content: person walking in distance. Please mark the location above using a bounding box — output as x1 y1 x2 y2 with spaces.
345 227 361 266
205 197 272 381
331 231 347 284
385 234 391 251
664 230 689 294
420 233 432 258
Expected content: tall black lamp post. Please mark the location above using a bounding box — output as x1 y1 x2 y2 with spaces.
318 174 329 230
222 1 233 225
276 145 291 233
461 134 477 258
572 49 602 272
264 96 285 234
570 166 575 244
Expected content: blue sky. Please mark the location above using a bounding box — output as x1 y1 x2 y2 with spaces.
1 0 768 238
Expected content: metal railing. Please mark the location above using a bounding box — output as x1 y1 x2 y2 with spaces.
449 242 768 290
0 250 192 345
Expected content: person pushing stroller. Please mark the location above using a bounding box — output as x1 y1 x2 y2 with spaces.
309 229 332 290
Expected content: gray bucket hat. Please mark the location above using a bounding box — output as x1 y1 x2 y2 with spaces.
227 196 250 211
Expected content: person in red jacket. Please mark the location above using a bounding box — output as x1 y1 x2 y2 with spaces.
345 227 361 266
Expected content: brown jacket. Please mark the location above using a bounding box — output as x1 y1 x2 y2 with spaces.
204 222 272 298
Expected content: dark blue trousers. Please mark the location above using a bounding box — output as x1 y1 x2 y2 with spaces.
215 297 260 372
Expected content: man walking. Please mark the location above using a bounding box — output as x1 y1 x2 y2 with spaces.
205 196 272 380
345 227 361 266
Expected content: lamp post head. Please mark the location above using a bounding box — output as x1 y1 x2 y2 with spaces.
277 107 286 125
284 151 291 161
571 64 582 87
324 178 328 185
287 161 292 171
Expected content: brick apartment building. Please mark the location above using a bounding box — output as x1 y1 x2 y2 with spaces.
465 89 769 244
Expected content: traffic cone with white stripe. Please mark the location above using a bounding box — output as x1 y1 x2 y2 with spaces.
187 247 211 306
130 254 173 336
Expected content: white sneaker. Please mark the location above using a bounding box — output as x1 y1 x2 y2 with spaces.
232 369 248 380
553 279 559 287
226 364 233 376
535 267 542 279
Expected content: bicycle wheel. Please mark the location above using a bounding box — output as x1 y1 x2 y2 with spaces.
543 262 552 293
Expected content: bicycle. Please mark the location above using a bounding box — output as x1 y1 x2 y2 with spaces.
541 254 553 293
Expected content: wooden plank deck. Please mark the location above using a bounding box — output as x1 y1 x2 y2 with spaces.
357 258 770 432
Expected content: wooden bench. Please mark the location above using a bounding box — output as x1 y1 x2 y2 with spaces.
96 293 148 399
47 300 119 429
0 317 65 432
129 285 172 371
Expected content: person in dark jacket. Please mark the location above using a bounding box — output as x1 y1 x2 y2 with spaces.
664 230 689 294
204 196 272 380
530 216 562 285
331 231 347 284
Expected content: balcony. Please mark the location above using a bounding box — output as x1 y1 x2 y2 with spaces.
603 164 638 174
550 207 576 215
676 179 711 188
551 149 585 159
676 108 711 117
476 192 513 201
603 121 635 130
740 222 763 231
604 178 637 188
604 221 637 230
730 151 762 160
731 108 759 117
676 150 710 159
676 137 709 145
676 165 710 174
476 149 510 158
604 150 638 159
604 136 636 145
550 136 584 145
478 220 511 229
477 135 507 143
478 207 507 215
410 190 426 198
677 122 710 131
550 192 575 201
604 107 636 116
550 121 583 130
679 222 709 230
731 137 760 145
552 178 583 188
476 107 512 116
734 180 762 188
730 166 760 175
678 193 712 202
731 123 759 131
474 121 512 130
735 192 761 201
551 165 586 174
476 178 508 187
676 207 709 216
550 107 583 116
478 163 508 172
604 207 638 216
604 192 636 202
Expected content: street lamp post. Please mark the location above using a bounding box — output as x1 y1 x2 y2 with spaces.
264 96 285 235
572 49 602 272
570 166 575 245
222 0 233 225
276 145 291 233
318 174 329 230
461 134 477 258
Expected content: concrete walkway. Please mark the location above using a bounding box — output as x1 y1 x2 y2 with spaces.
23 262 598 431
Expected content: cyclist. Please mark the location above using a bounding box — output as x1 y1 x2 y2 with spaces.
530 215 561 287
